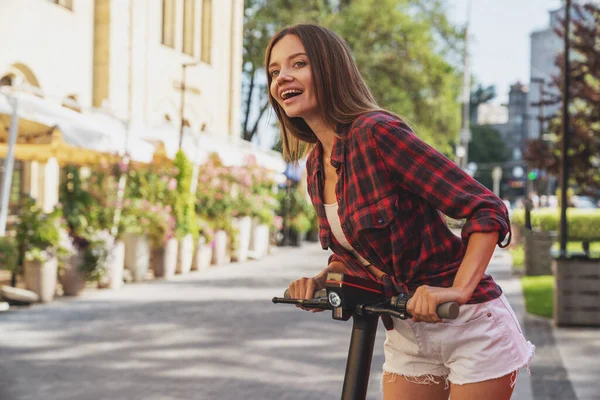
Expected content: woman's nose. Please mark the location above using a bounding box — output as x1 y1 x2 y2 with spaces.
276 70 293 84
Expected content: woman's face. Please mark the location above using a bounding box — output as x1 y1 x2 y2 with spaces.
268 34 318 120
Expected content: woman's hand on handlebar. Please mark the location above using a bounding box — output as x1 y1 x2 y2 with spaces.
287 276 326 312
407 286 466 323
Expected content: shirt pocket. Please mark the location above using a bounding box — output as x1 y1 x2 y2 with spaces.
348 194 397 268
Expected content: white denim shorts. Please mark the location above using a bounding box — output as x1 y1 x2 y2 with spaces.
382 294 535 386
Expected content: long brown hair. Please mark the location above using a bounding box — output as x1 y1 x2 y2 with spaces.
264 24 384 162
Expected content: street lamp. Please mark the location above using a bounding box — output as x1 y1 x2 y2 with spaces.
179 61 200 149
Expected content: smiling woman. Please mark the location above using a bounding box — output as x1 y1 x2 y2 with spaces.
264 24 534 400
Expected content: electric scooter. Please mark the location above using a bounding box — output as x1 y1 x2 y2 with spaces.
272 273 459 400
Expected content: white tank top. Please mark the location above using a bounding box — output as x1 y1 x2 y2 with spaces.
324 203 371 266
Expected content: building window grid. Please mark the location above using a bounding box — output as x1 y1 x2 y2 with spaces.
201 0 213 64
182 0 195 56
162 0 176 48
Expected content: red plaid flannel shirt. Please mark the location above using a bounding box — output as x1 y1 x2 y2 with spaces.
306 112 511 303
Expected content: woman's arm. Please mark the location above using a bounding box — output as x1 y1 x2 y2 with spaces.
452 232 499 304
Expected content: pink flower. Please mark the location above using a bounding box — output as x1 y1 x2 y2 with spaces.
215 193 223 200
167 178 177 190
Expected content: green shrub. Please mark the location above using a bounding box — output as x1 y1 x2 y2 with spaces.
173 151 199 240
510 244 524 274
521 275 554 318
511 208 600 242
0 237 18 271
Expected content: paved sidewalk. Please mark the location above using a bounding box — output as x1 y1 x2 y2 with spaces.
488 248 600 400
1 243 597 399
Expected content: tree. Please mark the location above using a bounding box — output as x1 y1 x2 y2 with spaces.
325 0 463 153
242 0 328 142
469 83 496 125
525 2 600 195
468 125 510 164
242 0 464 154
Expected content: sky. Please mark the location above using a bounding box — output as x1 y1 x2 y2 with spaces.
447 0 562 104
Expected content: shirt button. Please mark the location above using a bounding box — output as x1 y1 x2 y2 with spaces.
378 218 384 224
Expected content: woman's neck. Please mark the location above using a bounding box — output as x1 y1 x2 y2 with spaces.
304 115 336 156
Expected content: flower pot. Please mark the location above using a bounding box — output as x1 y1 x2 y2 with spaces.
177 234 194 274
123 233 150 282
99 240 125 289
24 256 58 303
249 221 270 260
524 230 557 276
233 216 252 262
59 252 86 296
193 239 213 270
553 257 600 327
151 238 178 279
211 230 230 266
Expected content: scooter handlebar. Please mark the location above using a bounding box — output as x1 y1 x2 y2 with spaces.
275 288 459 320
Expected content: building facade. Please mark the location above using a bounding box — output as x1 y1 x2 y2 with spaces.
0 0 243 137
0 0 244 212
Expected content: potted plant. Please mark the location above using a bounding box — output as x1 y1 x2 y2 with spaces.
196 154 235 266
16 197 63 303
147 203 177 279
193 217 214 270
0 236 18 274
56 227 82 296
173 151 198 274
289 213 311 247
120 200 153 282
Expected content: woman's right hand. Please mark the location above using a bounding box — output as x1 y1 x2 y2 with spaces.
288 276 326 313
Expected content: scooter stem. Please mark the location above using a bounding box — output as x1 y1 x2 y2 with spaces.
341 313 379 400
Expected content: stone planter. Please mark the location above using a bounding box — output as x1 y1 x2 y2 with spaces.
233 216 252 262
59 252 86 296
524 230 557 276
151 238 178 279
123 233 150 282
553 257 600 327
193 239 213 270
99 240 125 289
24 256 58 303
249 219 270 260
177 234 194 274
211 230 230 266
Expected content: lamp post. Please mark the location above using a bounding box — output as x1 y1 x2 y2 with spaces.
179 61 200 149
558 0 571 257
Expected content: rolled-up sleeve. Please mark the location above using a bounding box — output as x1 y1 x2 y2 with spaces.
370 118 511 247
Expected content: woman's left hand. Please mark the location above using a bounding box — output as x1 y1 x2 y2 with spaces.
406 286 468 323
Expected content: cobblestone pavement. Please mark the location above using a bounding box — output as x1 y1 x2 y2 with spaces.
0 244 386 400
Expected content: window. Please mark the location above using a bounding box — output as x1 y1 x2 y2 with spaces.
162 0 176 48
200 0 212 64
183 0 195 56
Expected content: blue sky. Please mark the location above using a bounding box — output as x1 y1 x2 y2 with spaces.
447 0 562 104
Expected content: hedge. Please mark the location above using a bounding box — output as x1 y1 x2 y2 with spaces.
511 208 600 242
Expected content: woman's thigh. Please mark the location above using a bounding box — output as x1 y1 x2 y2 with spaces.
450 372 516 400
382 373 449 400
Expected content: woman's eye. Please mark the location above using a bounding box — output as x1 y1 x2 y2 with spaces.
270 70 279 78
294 61 306 67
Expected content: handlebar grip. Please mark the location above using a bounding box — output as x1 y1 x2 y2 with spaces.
436 302 459 319
283 288 327 299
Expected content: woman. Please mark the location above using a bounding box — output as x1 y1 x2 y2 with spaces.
265 24 534 400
